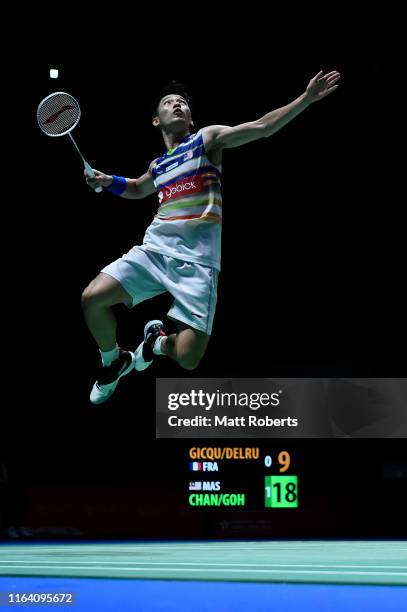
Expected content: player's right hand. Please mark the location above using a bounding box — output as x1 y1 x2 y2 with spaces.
84 169 113 190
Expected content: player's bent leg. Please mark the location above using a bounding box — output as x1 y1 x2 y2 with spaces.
81 272 136 405
135 321 210 371
82 272 132 350
165 324 210 370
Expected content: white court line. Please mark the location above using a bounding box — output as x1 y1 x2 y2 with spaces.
0 565 406 577
1 544 407 552
0 561 406 570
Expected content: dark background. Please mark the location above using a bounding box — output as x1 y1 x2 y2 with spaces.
2 26 405 539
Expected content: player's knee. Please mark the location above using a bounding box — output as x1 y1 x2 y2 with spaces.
178 353 203 371
81 285 103 312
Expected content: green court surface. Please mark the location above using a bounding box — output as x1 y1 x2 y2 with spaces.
0 541 406 585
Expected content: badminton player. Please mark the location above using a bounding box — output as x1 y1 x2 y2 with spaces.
82 70 340 404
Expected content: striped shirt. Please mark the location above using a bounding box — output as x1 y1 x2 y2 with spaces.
143 130 222 270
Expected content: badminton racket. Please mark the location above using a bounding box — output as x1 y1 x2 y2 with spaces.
37 91 102 192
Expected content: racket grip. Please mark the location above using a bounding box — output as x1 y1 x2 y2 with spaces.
84 162 103 193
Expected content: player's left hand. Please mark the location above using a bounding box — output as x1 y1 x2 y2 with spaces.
305 70 341 103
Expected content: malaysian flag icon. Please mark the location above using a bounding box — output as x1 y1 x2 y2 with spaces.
189 462 202 471
189 482 202 491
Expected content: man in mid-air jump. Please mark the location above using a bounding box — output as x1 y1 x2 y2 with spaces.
82 69 341 404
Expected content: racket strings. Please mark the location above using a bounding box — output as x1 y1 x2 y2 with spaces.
37 92 80 136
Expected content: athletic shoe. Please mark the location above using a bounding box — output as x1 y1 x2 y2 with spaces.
134 320 166 371
90 349 135 404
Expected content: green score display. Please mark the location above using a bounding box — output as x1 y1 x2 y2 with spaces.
264 451 298 508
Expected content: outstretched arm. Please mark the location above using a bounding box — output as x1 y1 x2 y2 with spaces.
85 159 157 199
204 70 341 151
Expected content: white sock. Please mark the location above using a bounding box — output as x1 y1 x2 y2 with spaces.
100 346 119 366
153 335 166 356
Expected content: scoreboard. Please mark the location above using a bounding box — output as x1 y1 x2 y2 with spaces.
187 447 298 509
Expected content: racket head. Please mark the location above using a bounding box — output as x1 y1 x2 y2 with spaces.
37 92 81 137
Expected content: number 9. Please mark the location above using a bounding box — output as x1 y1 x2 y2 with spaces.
278 451 290 472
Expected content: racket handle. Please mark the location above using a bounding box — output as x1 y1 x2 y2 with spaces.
84 162 103 193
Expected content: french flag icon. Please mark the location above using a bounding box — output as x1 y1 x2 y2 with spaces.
189 462 202 471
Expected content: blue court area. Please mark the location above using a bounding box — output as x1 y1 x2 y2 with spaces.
0 541 406 610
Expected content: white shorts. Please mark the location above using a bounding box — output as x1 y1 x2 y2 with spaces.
101 245 218 335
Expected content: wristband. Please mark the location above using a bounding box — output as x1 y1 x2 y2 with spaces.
105 175 127 195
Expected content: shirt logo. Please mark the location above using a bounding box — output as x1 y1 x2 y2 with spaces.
157 175 204 205
165 181 196 200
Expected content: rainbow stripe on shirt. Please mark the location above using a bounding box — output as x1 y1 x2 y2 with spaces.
143 130 222 270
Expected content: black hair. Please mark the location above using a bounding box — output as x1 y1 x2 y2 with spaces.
151 81 193 118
